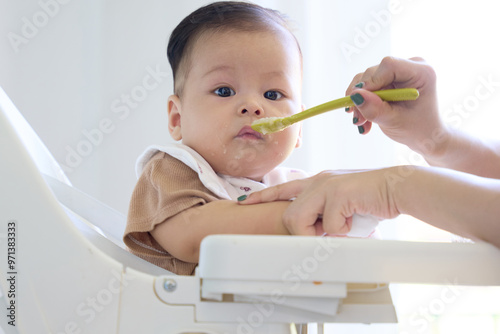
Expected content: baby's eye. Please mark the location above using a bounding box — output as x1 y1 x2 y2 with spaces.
214 87 235 97
264 90 283 101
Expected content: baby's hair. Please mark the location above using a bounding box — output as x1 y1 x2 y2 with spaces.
167 1 301 96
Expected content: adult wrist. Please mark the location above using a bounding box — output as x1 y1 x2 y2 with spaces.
411 125 454 165
386 165 422 217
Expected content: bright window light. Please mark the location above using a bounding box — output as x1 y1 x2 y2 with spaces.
391 1 500 333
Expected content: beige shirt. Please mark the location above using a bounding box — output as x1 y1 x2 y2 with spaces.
124 152 219 275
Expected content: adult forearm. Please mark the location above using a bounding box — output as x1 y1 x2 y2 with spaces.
422 127 500 179
394 166 500 248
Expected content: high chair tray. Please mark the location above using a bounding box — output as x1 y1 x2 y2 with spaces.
199 234 500 286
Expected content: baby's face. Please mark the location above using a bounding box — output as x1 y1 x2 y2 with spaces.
169 28 302 181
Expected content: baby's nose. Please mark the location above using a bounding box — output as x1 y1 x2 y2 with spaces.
240 107 262 116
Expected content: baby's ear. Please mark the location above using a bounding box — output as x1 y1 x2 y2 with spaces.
295 104 305 148
168 95 182 141
295 123 303 148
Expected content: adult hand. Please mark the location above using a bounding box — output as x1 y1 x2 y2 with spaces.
239 169 401 236
346 57 445 157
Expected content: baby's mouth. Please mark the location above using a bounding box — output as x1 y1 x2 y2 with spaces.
236 125 264 140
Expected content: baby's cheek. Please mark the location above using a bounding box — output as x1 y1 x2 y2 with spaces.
278 129 300 150
266 137 290 162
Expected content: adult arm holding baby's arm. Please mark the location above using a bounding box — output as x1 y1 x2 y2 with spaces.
240 167 500 249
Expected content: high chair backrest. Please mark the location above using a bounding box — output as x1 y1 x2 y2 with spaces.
0 87 71 186
0 85 171 271
0 85 177 332
0 86 121 331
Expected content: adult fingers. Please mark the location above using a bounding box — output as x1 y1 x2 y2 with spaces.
352 106 373 135
346 65 378 96
363 56 434 92
238 178 309 205
281 184 326 236
357 120 372 135
349 89 396 126
321 193 354 235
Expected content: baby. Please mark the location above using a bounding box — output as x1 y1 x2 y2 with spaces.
124 1 376 275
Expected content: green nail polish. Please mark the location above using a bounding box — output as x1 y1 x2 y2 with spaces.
358 125 365 134
355 82 364 88
237 195 247 201
345 107 350 112
353 117 358 124
350 93 364 106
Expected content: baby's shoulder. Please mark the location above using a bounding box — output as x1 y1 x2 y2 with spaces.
145 151 190 172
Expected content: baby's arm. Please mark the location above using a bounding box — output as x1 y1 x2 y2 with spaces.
151 199 290 263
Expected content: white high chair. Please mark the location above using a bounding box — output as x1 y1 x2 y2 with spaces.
1 85 499 334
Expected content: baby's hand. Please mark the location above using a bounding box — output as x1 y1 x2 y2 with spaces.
346 57 446 158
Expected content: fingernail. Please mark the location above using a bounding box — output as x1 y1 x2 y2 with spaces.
237 195 247 201
355 82 364 88
350 93 364 106
358 125 365 134
345 107 350 112
353 117 359 124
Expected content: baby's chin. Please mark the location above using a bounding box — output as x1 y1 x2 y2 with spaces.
215 163 269 182
203 146 288 180
211 158 273 181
